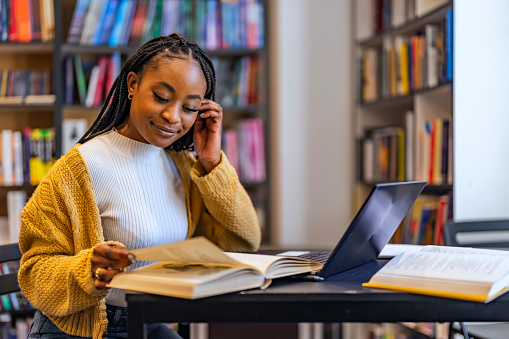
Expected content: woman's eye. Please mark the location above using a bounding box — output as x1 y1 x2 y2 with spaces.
183 106 199 113
153 92 168 102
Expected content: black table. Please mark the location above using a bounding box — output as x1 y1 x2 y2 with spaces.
126 260 509 338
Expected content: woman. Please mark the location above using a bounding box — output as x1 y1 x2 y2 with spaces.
19 33 261 339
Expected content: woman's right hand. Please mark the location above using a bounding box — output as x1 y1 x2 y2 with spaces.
91 244 134 290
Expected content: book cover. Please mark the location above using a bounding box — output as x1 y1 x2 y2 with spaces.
16 0 32 42
108 237 322 299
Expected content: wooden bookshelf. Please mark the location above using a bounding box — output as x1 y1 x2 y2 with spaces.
351 0 453 338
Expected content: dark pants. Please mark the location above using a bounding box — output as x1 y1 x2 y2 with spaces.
28 304 183 339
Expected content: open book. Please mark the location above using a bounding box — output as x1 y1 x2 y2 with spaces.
364 246 509 303
107 237 323 299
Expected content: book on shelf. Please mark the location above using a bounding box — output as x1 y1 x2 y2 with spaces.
415 118 452 185
0 69 53 104
6 0 55 42
108 236 323 299
66 0 264 48
390 194 451 246
9 127 55 186
362 127 405 183
364 245 509 303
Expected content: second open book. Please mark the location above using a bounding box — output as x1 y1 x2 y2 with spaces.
364 245 509 303
108 237 323 299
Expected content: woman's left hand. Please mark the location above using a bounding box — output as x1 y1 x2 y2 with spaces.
193 99 223 173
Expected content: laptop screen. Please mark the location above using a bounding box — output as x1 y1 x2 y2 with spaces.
318 181 427 278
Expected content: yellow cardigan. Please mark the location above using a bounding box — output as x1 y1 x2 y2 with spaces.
18 145 261 339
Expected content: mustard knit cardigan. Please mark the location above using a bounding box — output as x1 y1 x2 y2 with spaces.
18 145 261 339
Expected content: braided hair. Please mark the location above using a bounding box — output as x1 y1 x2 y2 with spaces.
78 33 216 151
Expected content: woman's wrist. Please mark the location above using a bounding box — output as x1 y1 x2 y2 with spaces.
200 156 221 174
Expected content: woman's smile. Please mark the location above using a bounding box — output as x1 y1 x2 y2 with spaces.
151 122 179 137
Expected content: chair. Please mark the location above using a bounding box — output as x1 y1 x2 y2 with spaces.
444 220 509 339
0 243 22 296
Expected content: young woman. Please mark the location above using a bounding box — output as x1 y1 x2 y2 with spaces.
19 33 261 339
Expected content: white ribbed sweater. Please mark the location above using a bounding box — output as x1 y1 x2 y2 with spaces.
78 130 188 306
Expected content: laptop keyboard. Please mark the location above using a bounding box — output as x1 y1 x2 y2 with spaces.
299 250 332 264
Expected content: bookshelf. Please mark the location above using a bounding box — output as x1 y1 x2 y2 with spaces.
354 0 453 245
0 0 271 245
352 0 453 338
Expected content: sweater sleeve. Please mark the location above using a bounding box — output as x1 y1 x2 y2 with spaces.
18 155 113 317
189 151 261 253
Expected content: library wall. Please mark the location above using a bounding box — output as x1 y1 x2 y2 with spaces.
454 0 509 222
269 0 354 247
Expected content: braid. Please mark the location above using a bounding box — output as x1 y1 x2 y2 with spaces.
78 33 217 152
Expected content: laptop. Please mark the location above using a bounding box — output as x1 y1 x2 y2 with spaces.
281 181 427 280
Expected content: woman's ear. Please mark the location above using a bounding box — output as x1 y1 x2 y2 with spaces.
126 71 139 94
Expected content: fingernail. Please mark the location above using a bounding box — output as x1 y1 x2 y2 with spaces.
199 112 205 117
128 254 135 260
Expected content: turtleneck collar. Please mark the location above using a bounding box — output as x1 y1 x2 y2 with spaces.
98 129 164 162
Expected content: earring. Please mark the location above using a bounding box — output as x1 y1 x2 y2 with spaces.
128 93 133 100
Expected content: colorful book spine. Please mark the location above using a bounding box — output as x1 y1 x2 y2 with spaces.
109 0 131 47
99 0 120 45
67 0 90 43
16 0 32 42
74 54 87 105
445 8 453 81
